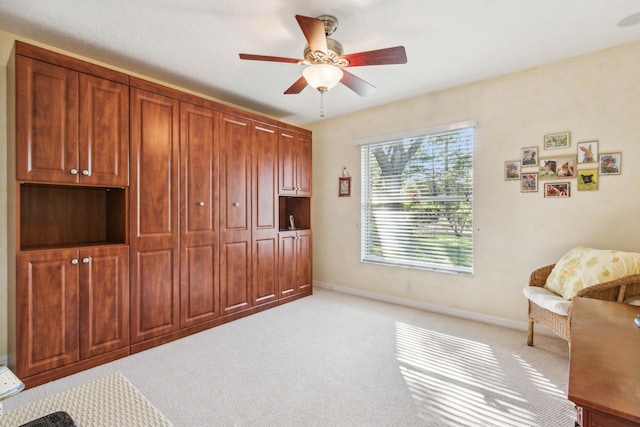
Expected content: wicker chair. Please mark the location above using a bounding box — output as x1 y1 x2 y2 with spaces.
525 264 640 345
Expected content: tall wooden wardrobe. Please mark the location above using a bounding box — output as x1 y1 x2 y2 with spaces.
7 42 312 387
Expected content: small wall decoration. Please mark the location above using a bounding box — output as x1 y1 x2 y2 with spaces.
577 168 598 191
539 155 576 179
521 147 538 167
521 173 538 193
599 152 621 175
577 141 598 164
544 182 570 198
544 132 570 150
504 161 521 180
339 177 351 197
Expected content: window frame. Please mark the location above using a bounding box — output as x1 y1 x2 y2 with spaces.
357 120 476 276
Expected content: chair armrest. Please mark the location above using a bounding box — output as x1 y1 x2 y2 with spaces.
529 264 555 288
576 274 640 302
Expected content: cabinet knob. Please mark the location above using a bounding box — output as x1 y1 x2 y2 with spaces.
82 257 91 264
233 202 240 207
82 169 90 176
71 259 79 265
198 202 205 207
70 169 78 175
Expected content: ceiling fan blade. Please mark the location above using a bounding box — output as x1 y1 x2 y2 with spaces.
284 76 308 94
295 15 327 54
239 53 301 64
343 46 407 67
340 69 377 97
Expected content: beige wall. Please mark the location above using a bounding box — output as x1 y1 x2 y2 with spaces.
308 41 640 323
1 27 639 359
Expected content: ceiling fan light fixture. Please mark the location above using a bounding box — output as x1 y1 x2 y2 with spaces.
303 64 343 92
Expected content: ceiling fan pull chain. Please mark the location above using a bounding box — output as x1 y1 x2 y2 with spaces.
320 89 325 118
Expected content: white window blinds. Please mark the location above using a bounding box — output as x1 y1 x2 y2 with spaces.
360 125 474 274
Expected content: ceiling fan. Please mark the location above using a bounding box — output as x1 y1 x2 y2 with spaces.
239 15 407 98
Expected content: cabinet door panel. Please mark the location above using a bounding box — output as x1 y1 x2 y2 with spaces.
253 124 278 230
180 102 219 327
79 246 129 358
297 231 313 292
221 241 251 313
278 131 296 195
16 250 80 377
16 56 78 183
296 134 312 196
130 89 179 343
79 74 129 186
278 233 297 297
253 236 278 304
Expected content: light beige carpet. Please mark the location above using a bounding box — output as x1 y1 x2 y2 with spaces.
0 372 172 426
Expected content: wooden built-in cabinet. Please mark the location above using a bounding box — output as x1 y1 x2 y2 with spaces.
16 55 129 186
7 41 312 387
15 245 129 379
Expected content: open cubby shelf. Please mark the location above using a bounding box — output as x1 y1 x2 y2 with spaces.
20 184 128 251
279 196 310 231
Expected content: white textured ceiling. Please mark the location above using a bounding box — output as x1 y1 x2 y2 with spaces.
1 1 640 126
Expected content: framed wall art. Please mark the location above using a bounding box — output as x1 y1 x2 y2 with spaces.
577 141 598 164
339 177 351 197
544 182 570 198
577 168 598 191
539 155 576 179
599 152 621 175
520 173 538 193
504 160 521 180
544 132 570 150
521 147 538 167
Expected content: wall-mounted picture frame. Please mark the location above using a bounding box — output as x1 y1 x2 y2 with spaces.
544 132 570 150
599 152 621 175
339 177 351 197
577 168 598 191
577 141 598 164
504 160 521 180
520 173 538 193
538 155 576 179
544 182 570 198
521 147 538 167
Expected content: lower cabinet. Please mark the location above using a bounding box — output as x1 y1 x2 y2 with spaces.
279 230 312 298
15 245 129 378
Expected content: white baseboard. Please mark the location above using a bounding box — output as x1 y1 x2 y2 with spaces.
0 355 7 366
314 280 549 335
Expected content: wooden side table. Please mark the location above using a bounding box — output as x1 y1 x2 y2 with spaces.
568 297 640 427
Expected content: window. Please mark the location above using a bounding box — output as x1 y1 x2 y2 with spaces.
360 122 474 275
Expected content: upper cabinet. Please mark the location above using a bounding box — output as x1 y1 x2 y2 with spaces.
15 55 129 186
278 127 312 196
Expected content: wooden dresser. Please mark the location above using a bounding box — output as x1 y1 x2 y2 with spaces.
568 297 640 427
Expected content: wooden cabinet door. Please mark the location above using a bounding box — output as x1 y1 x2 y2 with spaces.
16 56 79 183
278 232 297 297
130 88 180 343
180 102 219 327
79 245 129 358
78 74 129 186
278 130 296 195
219 114 252 315
296 230 313 293
295 133 312 196
16 250 80 377
252 123 278 305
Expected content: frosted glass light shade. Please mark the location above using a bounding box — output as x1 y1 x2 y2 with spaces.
303 64 343 92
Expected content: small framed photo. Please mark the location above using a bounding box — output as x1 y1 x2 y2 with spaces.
520 173 538 193
599 152 621 175
577 141 598 164
544 182 570 198
504 160 521 180
577 168 598 191
544 132 570 150
521 147 538 167
539 155 577 179
339 177 351 197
